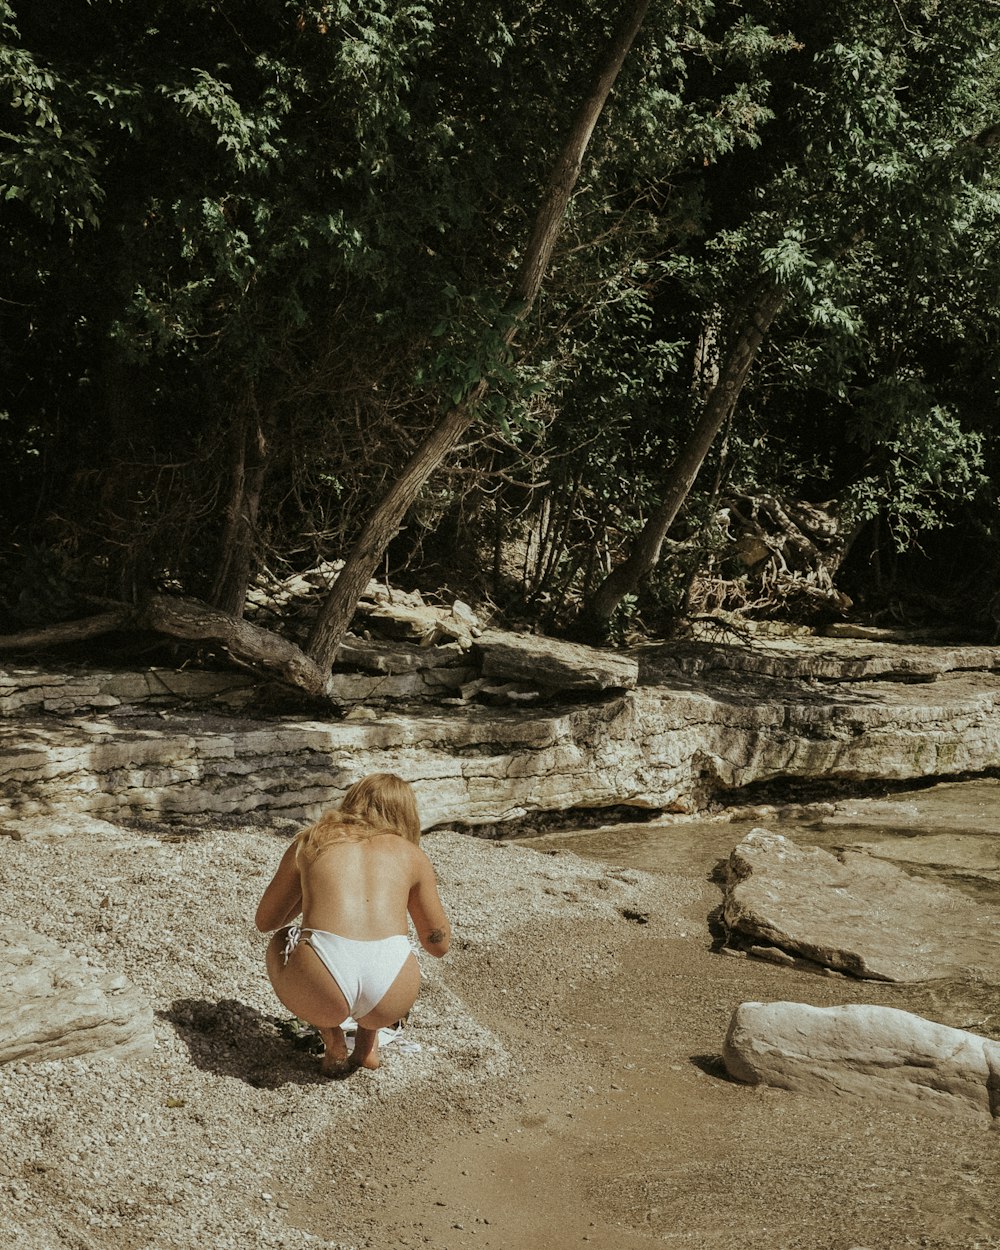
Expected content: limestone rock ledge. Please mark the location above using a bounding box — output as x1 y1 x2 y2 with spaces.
0 926 154 1064
2 663 1000 827
723 830 1000 981
3 634 1000 827
724 1001 1000 1123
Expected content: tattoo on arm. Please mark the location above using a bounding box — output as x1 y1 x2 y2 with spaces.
428 928 445 945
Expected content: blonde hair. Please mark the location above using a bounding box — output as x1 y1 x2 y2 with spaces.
340 773 421 844
294 773 421 864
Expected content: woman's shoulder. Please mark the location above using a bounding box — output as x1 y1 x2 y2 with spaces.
369 830 421 856
369 832 431 872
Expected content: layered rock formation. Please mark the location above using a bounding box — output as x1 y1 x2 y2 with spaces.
2 632 1000 828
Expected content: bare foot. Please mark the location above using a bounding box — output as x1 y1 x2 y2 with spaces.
319 1025 350 1077
349 1025 381 1071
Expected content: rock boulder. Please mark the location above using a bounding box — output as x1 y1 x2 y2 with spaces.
0 927 154 1064
477 630 639 692
724 1001 1000 1123
723 829 1000 981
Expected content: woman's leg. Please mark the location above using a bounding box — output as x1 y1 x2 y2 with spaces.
351 954 421 1071
265 930 353 1073
266 934 421 1073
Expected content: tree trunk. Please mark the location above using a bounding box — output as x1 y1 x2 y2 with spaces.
304 0 652 686
210 392 272 618
573 283 785 639
142 595 331 694
0 611 131 651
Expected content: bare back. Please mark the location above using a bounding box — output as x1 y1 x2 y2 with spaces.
300 834 415 939
255 827 450 958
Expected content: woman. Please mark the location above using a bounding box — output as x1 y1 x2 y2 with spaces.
255 773 451 1074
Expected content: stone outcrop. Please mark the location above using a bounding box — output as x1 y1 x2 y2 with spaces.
641 634 1000 684
722 830 1000 981
360 599 481 649
724 1001 1000 1123
476 630 638 692
2 633 1000 828
0 699 666 828
0 926 154 1064
248 561 483 644
0 666 259 716
0 645 476 717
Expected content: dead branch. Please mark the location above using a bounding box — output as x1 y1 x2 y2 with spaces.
140 595 331 695
0 596 333 701
0 610 131 651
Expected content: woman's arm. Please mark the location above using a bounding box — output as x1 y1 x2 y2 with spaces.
407 849 451 957
255 841 303 932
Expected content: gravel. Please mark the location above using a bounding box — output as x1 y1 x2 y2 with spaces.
7 811 995 1250
0 822 678 1250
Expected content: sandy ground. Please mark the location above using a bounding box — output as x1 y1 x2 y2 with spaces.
1 816 998 1250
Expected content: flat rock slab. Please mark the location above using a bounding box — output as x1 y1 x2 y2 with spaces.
723 829 1000 981
0 658 475 714
642 636 1000 684
0 926 154 1064
724 1001 1000 1123
0 666 257 716
477 630 639 691
0 812 161 845
847 833 1000 884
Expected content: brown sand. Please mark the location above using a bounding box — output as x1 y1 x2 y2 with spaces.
280 844 999 1250
1 822 997 1250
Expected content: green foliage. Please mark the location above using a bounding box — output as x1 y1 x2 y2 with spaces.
844 399 987 547
0 0 998 628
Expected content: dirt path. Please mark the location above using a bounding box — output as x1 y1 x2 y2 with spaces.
282 870 1000 1250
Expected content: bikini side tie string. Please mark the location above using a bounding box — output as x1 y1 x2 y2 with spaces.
282 922 303 966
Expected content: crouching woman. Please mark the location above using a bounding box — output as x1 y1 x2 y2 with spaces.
255 773 450 1074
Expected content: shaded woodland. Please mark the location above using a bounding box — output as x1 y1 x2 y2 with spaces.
2 1 999 699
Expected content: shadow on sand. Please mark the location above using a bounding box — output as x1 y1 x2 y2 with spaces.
689 1052 739 1082
160 997 327 1089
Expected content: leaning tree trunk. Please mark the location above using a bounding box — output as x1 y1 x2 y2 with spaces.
573 283 786 639
210 392 273 618
304 0 652 688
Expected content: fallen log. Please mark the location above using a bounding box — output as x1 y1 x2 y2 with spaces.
0 610 130 650
0 597 334 700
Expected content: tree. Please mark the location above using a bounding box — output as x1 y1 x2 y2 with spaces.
573 282 784 635
303 0 653 680
2 0 998 673
0 0 655 692
571 0 1000 636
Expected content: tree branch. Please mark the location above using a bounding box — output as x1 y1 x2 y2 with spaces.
0 611 131 650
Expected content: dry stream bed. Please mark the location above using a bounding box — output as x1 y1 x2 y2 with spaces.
1 778 998 1250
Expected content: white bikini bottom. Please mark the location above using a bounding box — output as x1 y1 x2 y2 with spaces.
282 925 413 1019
